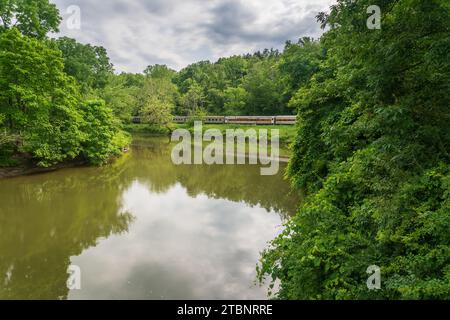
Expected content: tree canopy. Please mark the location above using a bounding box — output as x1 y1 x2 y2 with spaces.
55 37 114 93
1 0 449 300
0 0 61 38
258 0 450 299
106 44 321 122
0 2 129 168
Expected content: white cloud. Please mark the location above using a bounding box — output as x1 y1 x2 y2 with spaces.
52 0 335 73
68 182 285 299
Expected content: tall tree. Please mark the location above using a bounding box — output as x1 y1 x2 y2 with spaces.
0 28 129 167
79 100 130 165
180 81 206 116
144 64 176 80
136 75 178 126
243 60 286 115
55 37 114 93
223 87 248 116
0 0 60 38
279 37 323 102
0 28 83 166
259 0 450 299
98 73 144 123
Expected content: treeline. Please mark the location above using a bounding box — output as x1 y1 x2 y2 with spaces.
258 0 450 299
74 39 323 127
0 1 324 168
0 1 129 168
171 42 321 117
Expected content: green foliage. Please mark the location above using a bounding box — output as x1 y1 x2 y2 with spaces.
259 0 450 300
242 60 285 115
279 37 323 102
144 64 176 80
1 0 447 301
98 73 144 123
223 87 248 116
136 75 178 128
79 100 131 165
186 107 208 127
0 120 19 167
172 50 300 116
101 42 321 121
140 96 173 128
0 28 84 167
0 28 129 168
0 0 61 38
55 37 114 93
181 81 206 116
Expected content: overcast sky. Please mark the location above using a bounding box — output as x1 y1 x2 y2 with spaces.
52 0 335 73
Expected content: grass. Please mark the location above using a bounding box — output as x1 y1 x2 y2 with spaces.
122 123 170 135
177 124 295 156
125 123 296 157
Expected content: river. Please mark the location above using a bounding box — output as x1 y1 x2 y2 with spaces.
0 136 299 300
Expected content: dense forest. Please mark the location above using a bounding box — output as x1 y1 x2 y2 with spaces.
1 0 449 300
0 0 322 167
0 0 129 168
258 0 450 299
81 40 318 123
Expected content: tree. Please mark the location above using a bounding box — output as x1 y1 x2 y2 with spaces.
0 28 129 167
279 37 323 102
140 96 173 128
133 75 178 128
223 87 248 116
55 37 114 93
144 64 176 80
0 28 84 167
243 61 286 115
171 52 298 116
0 114 20 166
259 0 450 299
181 81 206 115
174 61 213 94
79 100 130 165
0 0 61 38
217 56 249 87
97 73 144 123
137 76 178 111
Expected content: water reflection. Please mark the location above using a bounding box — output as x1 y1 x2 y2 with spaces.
0 136 299 300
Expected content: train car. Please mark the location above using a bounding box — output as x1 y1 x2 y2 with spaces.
173 116 188 124
275 115 297 125
204 116 226 124
225 116 275 125
133 115 296 125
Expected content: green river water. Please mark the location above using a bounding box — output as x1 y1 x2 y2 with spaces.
0 136 299 300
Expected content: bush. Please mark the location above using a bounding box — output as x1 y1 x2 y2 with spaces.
79 100 131 165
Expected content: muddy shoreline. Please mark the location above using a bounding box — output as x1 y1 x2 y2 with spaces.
0 160 87 179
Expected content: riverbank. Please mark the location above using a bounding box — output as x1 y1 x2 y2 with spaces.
1 124 294 179
0 159 88 179
0 149 130 180
124 123 296 157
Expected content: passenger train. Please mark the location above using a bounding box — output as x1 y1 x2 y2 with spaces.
133 116 297 125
